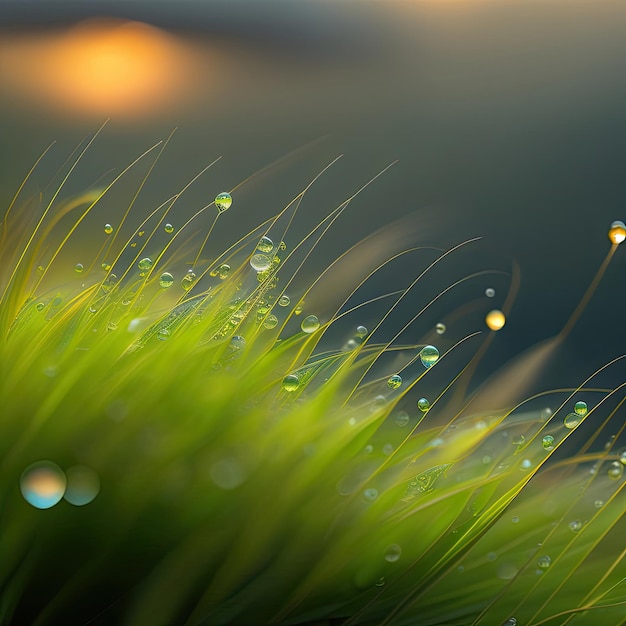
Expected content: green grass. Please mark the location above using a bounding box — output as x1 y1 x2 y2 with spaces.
0 131 624 626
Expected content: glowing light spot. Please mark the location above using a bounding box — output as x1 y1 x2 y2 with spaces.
20 461 67 509
608 220 626 244
485 309 506 331
64 466 100 506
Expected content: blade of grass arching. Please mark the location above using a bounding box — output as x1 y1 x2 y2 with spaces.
0 123 107 329
103 129 177 261
0 142 55 252
530 601 626 626
342 237 482 405
29 142 163 295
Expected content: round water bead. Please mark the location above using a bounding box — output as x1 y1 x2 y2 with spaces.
181 270 196 290
104 223 113 235
485 288 496 298
250 253 272 272
501 620 517 626
363 488 378 502
158 272 174 288
537 555 551 570
36 302 45 311
215 192 232 213
301 315 320 333
608 220 626 244
282 374 300 392
542 435 555 451
101 262 112 271
356 325 368 338
164 223 174 234
564 412 582 429
138 257 153 271
20 461 67 509
278 295 290 307
64 465 100 506
387 374 402 390
486 309 506 331
294 304 303 315
74 263 84 273
218 264 230 279
435 322 446 335
263 314 278 329
107 322 118 331
420 345 439 368
417 397 430 412
608 461 623 480
394 410 410 427
229 335 246 351
157 328 170 341
256 236 274 253
384 544 402 563
569 519 582 533
619 449 626 465
574 401 588 416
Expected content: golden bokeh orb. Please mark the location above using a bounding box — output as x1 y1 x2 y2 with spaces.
608 220 626 245
485 309 506 331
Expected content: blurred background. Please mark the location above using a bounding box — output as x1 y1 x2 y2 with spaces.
1 0 625 393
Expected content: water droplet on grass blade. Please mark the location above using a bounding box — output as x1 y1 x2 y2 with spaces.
394 410 409 427
138 258 153 271
435 322 446 334
537 555 551 570
384 544 402 562
608 220 626 244
250 253 272 272
181 270 196 290
263 314 278 329
278 295 290 307
542 435 555 451
157 328 170 341
301 315 320 333
608 461 623 480
282 374 300 392
356 325 368 338
104 223 113 235
564 412 581 429
256 236 274 253
159 272 174 288
164 223 174 233
387 374 402 389
417 397 430 412
215 192 232 212
486 309 506 330
74 263 84 273
574 401 588 416
485 288 496 297
420 345 439 368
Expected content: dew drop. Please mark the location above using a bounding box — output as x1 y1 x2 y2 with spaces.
180 270 196 291
263 314 278 329
564 412 582 429
101 262 112 271
64 465 100 506
157 328 170 341
104 223 113 235
387 374 402 390
384 544 402 563
417 397 430 412
574 401 588 416
520 459 533 471
501 619 517 626
511 516 519 523
282 374 300 392
20 461 66 509
486 309 506 331
382 443 394 455
541 407 553 420
138 257 153 271
485 288 496 298
356 325 368 338
278 295 290 307
250 253 272 272
215 192 232 212
229 335 246 351
256 236 274 253
301 315 320 333
435 322 446 335
159 272 174 288
608 220 626 244
542 435 555 451
569 519 582 533
107 322 118 331
294 304 303 315
74 263 84 273
36 302 45 311
594 499 604 508
619 449 626 466
363 488 378 501
537 555 551 570
394 410 410 427
375 577 385 587
608 461 623 480
218 264 230 279
420 345 439 368
164 223 174 234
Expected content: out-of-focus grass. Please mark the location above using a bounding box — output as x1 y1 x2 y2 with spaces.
0 132 624 626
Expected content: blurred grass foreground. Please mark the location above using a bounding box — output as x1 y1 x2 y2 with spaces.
0 129 625 626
